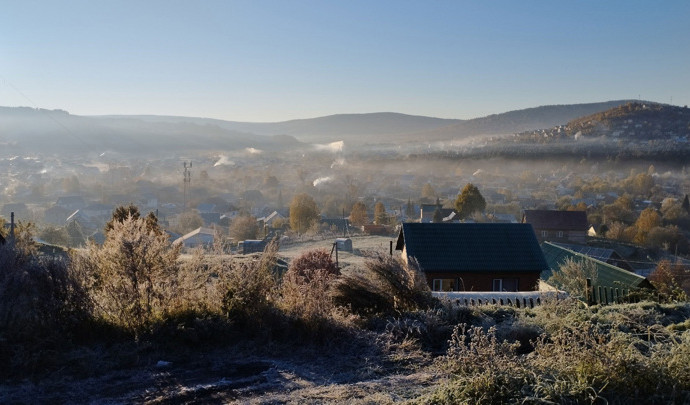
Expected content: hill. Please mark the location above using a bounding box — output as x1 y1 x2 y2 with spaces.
566 102 690 140
0 100 662 156
0 107 303 157
90 100 636 146
430 102 690 162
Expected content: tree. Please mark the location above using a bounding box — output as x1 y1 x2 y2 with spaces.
421 183 436 202
648 260 688 301
374 201 387 225
646 226 687 253
289 193 319 234
432 207 444 223
39 226 71 246
350 201 368 226
105 204 141 234
229 215 259 241
454 183 486 220
633 207 661 245
683 194 690 214
405 198 415 219
61 175 80 194
263 175 280 188
175 211 204 234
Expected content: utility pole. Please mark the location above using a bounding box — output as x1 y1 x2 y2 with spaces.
183 161 192 210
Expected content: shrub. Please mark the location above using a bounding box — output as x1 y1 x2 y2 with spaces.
73 215 180 337
221 241 279 327
280 249 341 336
420 302 690 404
367 252 431 312
548 257 598 300
0 228 91 380
333 253 431 317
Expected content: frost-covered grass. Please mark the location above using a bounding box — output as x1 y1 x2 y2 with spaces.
2 228 689 403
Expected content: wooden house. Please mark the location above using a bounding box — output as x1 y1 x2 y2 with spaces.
395 223 547 292
522 210 588 243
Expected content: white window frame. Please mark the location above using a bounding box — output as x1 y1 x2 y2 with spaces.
493 278 519 292
433 279 455 291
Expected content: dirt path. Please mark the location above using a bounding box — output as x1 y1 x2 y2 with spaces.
1 349 442 404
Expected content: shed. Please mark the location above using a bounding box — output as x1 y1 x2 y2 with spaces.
239 239 267 254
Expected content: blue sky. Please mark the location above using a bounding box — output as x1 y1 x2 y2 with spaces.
1 1 689 122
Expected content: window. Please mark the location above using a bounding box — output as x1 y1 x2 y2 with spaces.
541 230 548 237
557 231 564 238
433 279 455 292
493 278 519 292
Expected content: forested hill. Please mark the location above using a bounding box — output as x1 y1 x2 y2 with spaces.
565 102 690 140
412 100 636 141
431 102 690 163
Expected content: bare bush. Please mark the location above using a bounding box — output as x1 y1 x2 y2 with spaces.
221 240 279 326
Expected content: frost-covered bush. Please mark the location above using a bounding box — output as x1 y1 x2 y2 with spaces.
72 215 180 336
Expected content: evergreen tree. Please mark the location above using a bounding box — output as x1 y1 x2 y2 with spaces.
454 183 487 220
374 202 387 225
432 207 444 223
405 198 415 219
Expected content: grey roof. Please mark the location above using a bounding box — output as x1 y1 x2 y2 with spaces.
551 242 616 262
396 223 548 273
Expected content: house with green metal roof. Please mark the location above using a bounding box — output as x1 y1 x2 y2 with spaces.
541 242 653 304
395 223 548 292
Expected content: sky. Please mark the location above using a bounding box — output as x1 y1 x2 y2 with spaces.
1 1 689 122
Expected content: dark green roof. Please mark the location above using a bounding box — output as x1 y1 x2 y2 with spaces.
396 223 548 273
541 242 652 289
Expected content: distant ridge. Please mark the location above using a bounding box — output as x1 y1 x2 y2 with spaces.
94 100 638 144
0 100 661 155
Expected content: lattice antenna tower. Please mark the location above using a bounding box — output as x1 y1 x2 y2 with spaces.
183 161 192 210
